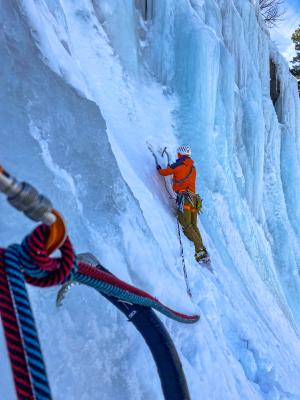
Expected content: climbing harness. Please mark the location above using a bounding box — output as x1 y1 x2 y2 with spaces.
0 165 199 400
195 193 203 214
176 191 203 214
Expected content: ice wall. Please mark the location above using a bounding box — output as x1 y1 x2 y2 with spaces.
1 0 300 399
147 0 300 326
0 2 164 399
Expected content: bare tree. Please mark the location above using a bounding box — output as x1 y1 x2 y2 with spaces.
259 0 286 27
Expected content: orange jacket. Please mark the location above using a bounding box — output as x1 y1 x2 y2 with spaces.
159 156 196 193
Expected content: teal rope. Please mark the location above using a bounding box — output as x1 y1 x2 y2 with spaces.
72 271 198 324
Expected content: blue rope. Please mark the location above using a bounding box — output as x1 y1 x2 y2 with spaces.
19 240 49 278
4 236 196 400
72 271 197 324
5 245 52 400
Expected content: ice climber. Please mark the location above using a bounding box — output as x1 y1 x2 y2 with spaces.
156 145 208 263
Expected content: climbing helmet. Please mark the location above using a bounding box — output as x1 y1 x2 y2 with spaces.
177 145 191 156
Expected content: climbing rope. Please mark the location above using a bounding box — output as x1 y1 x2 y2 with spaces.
0 249 35 400
177 220 192 298
4 245 53 400
0 224 199 399
73 261 197 322
0 166 199 399
0 225 75 400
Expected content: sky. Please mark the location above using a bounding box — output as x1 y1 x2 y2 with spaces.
270 0 300 63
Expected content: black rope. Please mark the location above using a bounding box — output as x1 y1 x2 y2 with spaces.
177 220 192 298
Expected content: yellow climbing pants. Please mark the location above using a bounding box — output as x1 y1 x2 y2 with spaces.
177 199 204 253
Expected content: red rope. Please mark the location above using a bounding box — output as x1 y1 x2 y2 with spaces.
23 225 74 287
23 226 198 322
1 223 199 400
0 249 35 400
0 225 75 399
78 262 199 322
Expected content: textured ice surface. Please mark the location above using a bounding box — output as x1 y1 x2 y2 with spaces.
1 0 300 399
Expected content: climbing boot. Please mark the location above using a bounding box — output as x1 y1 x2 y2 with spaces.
195 248 209 263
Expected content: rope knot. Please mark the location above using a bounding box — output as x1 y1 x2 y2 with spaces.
17 224 75 287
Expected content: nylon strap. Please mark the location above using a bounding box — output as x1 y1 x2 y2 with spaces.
183 204 197 213
174 165 194 184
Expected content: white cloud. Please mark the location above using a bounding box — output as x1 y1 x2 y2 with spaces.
270 6 300 63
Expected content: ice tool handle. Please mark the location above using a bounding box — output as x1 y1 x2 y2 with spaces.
161 147 170 166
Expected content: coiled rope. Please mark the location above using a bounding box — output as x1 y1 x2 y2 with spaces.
0 224 199 400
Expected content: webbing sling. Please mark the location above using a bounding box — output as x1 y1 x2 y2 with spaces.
174 165 194 185
183 203 197 213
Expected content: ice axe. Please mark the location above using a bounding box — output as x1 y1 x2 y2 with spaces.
161 147 170 166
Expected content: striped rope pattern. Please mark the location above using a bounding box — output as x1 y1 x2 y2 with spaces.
0 225 75 400
21 225 75 287
4 246 52 400
0 249 35 400
75 263 199 324
19 226 198 324
1 224 199 399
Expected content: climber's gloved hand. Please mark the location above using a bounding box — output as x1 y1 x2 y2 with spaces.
156 165 162 171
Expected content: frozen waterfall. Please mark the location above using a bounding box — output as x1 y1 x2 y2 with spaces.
1 1 300 399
